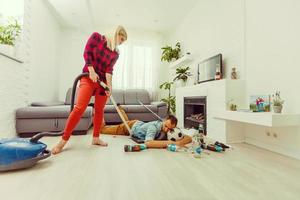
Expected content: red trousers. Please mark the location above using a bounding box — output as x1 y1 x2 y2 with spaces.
62 77 107 141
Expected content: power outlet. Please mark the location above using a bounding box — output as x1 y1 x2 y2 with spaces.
265 131 271 136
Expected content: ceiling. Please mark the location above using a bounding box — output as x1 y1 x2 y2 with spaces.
46 0 198 34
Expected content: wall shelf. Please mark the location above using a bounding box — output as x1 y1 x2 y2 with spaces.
0 52 23 63
214 111 300 127
169 54 193 69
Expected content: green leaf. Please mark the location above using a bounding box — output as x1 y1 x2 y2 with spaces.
0 17 21 45
160 42 181 63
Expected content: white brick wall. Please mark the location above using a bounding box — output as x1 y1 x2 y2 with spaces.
0 0 61 138
0 57 29 138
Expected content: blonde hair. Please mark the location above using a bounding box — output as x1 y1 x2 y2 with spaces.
105 26 127 51
111 25 127 50
115 25 127 40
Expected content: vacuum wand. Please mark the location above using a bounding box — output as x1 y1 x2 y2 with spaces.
98 81 133 136
138 100 163 121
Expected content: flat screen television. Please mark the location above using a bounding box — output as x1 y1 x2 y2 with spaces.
197 54 222 83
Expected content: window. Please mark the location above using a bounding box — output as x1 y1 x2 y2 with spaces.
0 0 24 24
113 40 159 96
0 0 24 59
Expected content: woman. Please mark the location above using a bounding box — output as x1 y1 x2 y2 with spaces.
52 26 127 154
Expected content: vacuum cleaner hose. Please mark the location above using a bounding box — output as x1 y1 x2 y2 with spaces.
29 132 63 143
30 73 90 143
71 72 90 111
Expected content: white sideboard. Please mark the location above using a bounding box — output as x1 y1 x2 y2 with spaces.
214 111 300 127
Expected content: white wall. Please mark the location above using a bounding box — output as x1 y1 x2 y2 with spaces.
0 57 28 138
57 28 86 101
26 0 61 102
244 0 300 159
57 26 167 101
168 0 245 83
169 0 300 159
0 0 61 137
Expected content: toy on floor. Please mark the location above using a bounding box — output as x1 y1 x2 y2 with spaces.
201 143 223 152
167 127 184 142
188 125 231 153
167 144 188 152
124 144 147 152
167 143 203 158
215 141 230 149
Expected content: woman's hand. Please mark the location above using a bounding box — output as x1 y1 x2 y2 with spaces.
89 71 99 83
105 73 113 97
105 85 112 97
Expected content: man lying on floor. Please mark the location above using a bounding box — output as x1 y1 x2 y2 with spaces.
101 105 192 148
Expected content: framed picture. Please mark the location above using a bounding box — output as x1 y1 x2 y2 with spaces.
249 95 271 112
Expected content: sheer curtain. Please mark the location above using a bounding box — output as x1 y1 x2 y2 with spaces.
112 40 160 100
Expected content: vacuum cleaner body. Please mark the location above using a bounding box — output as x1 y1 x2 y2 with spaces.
0 138 50 172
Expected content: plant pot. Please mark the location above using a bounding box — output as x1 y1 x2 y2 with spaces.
0 44 15 56
171 58 177 62
273 105 282 113
176 80 187 87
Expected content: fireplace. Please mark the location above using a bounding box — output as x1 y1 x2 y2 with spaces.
184 96 207 135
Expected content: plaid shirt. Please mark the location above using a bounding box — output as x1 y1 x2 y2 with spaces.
82 32 119 90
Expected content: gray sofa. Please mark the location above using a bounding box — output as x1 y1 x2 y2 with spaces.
16 88 93 137
16 88 167 137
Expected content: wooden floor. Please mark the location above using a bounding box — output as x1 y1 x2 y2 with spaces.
1 132 300 200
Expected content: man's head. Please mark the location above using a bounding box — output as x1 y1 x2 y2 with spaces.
162 115 178 133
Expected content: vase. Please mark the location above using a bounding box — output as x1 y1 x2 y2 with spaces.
273 105 282 113
258 102 264 112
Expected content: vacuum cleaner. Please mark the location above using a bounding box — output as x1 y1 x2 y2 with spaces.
0 138 51 172
0 72 126 172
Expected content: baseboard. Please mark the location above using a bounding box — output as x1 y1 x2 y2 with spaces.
245 137 300 160
227 139 245 144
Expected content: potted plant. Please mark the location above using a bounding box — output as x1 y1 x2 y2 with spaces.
272 91 284 113
161 42 181 62
159 82 176 114
227 99 237 111
0 18 21 55
173 66 192 87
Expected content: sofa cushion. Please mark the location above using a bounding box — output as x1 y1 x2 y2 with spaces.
31 101 65 107
16 106 93 119
124 89 150 105
123 105 157 113
151 101 167 107
106 89 125 105
104 105 117 113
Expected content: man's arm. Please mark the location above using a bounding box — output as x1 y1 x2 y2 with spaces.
145 140 172 148
176 135 192 147
145 135 192 149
